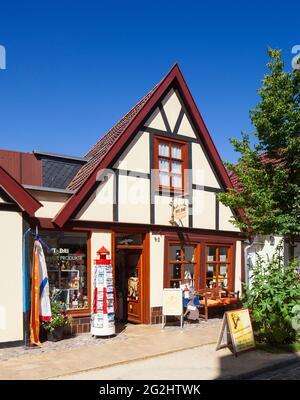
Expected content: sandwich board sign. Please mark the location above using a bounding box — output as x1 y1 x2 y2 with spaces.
162 288 183 328
216 308 255 355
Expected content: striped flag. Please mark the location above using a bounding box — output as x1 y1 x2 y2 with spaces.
30 240 52 346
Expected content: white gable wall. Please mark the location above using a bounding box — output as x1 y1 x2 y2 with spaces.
192 143 221 188
114 131 150 173
32 191 71 219
177 113 197 138
118 175 150 224
145 107 166 131
76 174 114 221
161 88 182 131
192 190 216 230
219 202 240 232
72 86 240 232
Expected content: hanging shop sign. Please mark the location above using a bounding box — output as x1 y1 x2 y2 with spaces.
216 308 255 355
174 204 187 221
162 288 183 328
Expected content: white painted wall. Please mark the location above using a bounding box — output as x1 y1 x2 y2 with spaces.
245 235 283 288
218 202 240 232
118 175 150 224
162 88 182 132
0 211 23 343
150 233 164 307
177 113 197 138
154 195 189 227
235 241 242 294
192 143 221 188
144 108 166 131
32 191 70 219
114 131 150 173
192 190 215 230
76 175 114 222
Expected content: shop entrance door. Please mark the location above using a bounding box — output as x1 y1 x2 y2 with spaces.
115 249 142 324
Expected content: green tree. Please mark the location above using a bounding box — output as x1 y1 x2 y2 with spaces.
243 242 300 344
218 49 300 258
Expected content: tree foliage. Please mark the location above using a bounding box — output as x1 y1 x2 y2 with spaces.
218 49 300 243
243 242 300 344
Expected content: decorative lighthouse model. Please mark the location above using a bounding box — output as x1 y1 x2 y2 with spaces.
91 246 116 336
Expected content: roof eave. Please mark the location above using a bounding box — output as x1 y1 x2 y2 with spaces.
0 166 43 216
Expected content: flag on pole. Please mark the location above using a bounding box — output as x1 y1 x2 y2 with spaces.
30 240 52 346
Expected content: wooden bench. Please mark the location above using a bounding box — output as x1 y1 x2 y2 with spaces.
195 288 240 321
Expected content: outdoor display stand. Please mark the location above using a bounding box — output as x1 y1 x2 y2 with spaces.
91 246 116 336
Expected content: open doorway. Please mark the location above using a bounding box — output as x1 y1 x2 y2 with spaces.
114 232 150 325
115 249 142 323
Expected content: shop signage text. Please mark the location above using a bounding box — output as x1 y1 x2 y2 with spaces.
216 308 255 355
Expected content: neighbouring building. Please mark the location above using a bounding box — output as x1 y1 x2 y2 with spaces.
0 64 246 346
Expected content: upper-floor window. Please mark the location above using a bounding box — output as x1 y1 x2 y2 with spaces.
154 136 187 192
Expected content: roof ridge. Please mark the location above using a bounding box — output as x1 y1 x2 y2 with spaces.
84 81 161 157
84 80 161 159
67 65 177 191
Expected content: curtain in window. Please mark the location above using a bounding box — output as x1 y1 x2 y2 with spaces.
172 174 182 188
159 158 169 172
171 145 181 159
159 172 169 186
158 143 169 157
171 160 181 173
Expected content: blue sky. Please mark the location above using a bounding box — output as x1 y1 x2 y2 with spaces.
0 1 299 163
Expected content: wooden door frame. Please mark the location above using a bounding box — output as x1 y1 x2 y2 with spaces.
111 230 150 324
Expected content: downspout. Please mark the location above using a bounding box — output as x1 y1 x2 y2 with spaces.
244 240 254 288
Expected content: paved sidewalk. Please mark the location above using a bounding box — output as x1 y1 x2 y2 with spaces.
53 343 300 380
0 318 299 380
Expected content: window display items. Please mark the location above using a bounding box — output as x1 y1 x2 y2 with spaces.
42 231 88 311
91 246 116 337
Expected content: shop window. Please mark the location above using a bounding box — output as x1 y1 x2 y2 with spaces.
206 245 232 289
154 136 187 192
168 244 197 289
36 231 88 311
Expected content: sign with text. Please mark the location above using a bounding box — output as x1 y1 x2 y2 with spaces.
162 288 183 329
216 308 255 355
174 204 187 220
163 288 183 316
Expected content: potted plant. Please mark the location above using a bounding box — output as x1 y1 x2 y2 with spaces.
41 301 72 342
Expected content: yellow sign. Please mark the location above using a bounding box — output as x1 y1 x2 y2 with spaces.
174 204 187 220
216 308 255 355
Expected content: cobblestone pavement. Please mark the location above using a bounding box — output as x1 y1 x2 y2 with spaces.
0 331 128 361
0 318 220 362
250 362 300 380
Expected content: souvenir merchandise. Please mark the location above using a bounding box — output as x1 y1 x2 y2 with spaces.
91 247 116 336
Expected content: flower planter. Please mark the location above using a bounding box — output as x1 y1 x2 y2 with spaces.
47 326 64 342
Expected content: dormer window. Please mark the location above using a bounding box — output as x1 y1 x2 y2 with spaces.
154 136 187 192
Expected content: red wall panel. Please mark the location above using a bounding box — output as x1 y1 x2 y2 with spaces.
0 150 42 186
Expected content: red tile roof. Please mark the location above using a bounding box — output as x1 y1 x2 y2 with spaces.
67 80 161 191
